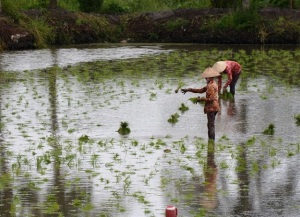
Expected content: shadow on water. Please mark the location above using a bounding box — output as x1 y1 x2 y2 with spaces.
0 44 299 216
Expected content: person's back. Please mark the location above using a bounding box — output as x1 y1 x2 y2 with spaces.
204 79 220 114
225 60 241 76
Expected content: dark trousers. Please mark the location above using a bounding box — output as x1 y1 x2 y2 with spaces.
207 111 218 141
229 72 241 96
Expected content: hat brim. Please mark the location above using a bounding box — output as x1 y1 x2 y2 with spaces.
212 61 226 73
200 67 220 78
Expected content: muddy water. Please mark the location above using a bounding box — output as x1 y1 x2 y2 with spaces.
0 44 299 217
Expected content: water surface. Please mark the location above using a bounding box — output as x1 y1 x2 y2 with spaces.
0 44 299 217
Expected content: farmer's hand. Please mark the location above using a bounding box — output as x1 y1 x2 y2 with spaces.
181 88 188 94
222 87 227 93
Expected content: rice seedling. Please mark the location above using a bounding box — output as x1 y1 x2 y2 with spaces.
115 203 126 213
220 161 229 169
260 94 268 100
189 97 204 105
131 140 139 147
78 135 91 143
191 208 206 217
287 149 295 157
294 114 300 126
149 92 157 100
155 80 164 89
123 175 132 192
219 90 234 101
297 143 300 154
173 139 186 154
246 136 256 146
43 195 60 214
250 161 260 175
182 165 195 175
117 122 131 135
174 80 185 93
168 113 180 124
90 154 99 167
179 103 189 112
269 147 277 157
132 191 150 205
263 123 275 135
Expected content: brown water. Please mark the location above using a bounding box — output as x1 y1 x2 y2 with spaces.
0 44 299 217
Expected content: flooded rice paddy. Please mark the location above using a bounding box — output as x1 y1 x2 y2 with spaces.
0 44 299 217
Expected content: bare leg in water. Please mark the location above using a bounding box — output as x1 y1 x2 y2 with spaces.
207 111 218 141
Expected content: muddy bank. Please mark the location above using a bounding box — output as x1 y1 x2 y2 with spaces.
1 8 300 51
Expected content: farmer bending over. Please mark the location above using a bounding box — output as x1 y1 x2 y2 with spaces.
212 60 242 96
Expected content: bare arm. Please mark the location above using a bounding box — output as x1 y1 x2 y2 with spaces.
186 87 207 93
224 72 232 89
218 75 222 92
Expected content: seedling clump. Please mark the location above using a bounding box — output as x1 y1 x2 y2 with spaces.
79 135 90 143
263 124 275 135
168 113 179 124
294 114 300 126
117 122 131 135
189 97 205 105
179 103 189 112
219 90 234 101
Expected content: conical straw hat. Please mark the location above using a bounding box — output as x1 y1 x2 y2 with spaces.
200 67 220 78
212 61 226 73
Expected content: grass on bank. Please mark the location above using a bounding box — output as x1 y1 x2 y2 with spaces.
1 0 300 49
3 0 300 14
3 0 210 13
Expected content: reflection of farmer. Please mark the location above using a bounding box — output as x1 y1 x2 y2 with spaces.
181 67 220 141
200 140 217 211
212 60 242 96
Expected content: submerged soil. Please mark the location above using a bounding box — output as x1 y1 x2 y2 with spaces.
0 8 300 50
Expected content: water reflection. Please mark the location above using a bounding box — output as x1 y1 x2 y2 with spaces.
0 140 13 216
0 45 171 72
48 67 58 135
233 142 251 215
200 140 218 211
0 84 13 216
217 97 249 138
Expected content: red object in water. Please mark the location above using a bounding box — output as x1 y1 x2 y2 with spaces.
166 205 178 217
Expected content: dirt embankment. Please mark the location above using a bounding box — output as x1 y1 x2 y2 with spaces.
1 8 300 51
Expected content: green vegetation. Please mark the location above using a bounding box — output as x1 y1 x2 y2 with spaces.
216 7 261 31
164 18 189 31
1 0 300 49
3 0 205 12
179 103 189 112
78 0 103 13
168 113 180 124
0 72 17 83
295 114 300 126
4 0 300 13
189 97 205 105
219 90 234 100
263 123 275 135
189 97 199 104
117 121 131 135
